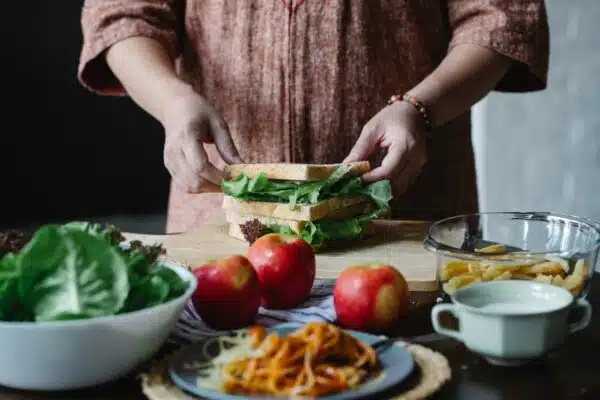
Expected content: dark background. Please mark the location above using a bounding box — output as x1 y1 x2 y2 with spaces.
1 2 170 232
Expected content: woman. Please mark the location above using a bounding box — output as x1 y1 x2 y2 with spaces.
78 1 549 233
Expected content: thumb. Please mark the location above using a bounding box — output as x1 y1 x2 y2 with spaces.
211 119 245 165
343 129 378 163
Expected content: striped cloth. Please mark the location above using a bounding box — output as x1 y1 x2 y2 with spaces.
169 279 337 346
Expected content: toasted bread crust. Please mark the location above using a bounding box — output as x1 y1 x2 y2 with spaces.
222 195 370 221
225 161 371 181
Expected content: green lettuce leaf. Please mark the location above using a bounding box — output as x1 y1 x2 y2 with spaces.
222 165 392 208
268 208 387 248
18 226 130 321
0 222 190 322
0 253 25 321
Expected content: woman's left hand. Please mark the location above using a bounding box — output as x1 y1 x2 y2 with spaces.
344 101 428 194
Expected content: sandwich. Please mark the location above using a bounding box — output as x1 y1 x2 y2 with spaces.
220 162 392 248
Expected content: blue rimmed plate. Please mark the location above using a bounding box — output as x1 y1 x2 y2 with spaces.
168 322 415 400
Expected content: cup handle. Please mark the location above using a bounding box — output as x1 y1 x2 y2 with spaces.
431 304 463 342
568 298 592 334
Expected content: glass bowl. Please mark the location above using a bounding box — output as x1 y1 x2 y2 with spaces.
424 212 600 299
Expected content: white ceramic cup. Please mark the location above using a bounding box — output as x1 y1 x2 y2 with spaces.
431 280 592 366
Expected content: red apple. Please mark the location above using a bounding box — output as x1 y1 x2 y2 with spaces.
247 233 316 309
191 255 261 330
333 264 409 333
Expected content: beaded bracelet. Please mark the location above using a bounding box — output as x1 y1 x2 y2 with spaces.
388 93 433 134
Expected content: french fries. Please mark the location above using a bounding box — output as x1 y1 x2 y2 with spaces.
440 256 590 296
475 244 506 254
442 273 482 295
439 261 471 280
520 261 565 276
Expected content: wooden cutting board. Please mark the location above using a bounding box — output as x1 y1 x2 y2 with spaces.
123 219 439 292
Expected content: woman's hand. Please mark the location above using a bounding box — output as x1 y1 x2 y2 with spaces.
161 90 244 193
103 37 243 193
344 101 427 194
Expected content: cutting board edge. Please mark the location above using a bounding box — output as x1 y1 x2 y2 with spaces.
407 280 440 292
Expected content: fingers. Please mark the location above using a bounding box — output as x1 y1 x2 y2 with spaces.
164 131 227 194
177 149 207 192
364 140 427 195
211 119 245 165
182 126 228 185
343 127 380 163
393 147 426 195
361 141 406 182
164 146 203 192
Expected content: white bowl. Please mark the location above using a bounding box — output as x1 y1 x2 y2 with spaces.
0 261 196 391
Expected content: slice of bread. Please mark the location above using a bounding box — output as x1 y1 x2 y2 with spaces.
225 211 307 234
222 195 372 222
229 222 248 242
227 220 377 244
225 161 371 182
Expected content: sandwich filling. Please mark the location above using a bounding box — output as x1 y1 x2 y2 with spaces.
221 165 392 246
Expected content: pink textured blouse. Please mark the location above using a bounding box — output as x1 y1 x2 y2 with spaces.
78 0 549 233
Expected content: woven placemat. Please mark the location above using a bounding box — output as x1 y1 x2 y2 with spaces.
139 341 452 400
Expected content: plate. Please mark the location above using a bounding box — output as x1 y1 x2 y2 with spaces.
168 322 415 400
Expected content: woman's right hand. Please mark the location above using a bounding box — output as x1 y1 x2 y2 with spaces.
102 37 242 193
161 90 244 193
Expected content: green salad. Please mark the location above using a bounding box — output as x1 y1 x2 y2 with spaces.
0 222 189 322
222 164 393 246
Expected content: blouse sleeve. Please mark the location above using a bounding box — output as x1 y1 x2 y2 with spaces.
447 0 550 92
78 0 182 96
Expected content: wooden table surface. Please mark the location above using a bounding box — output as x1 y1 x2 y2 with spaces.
0 222 599 400
124 219 441 291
